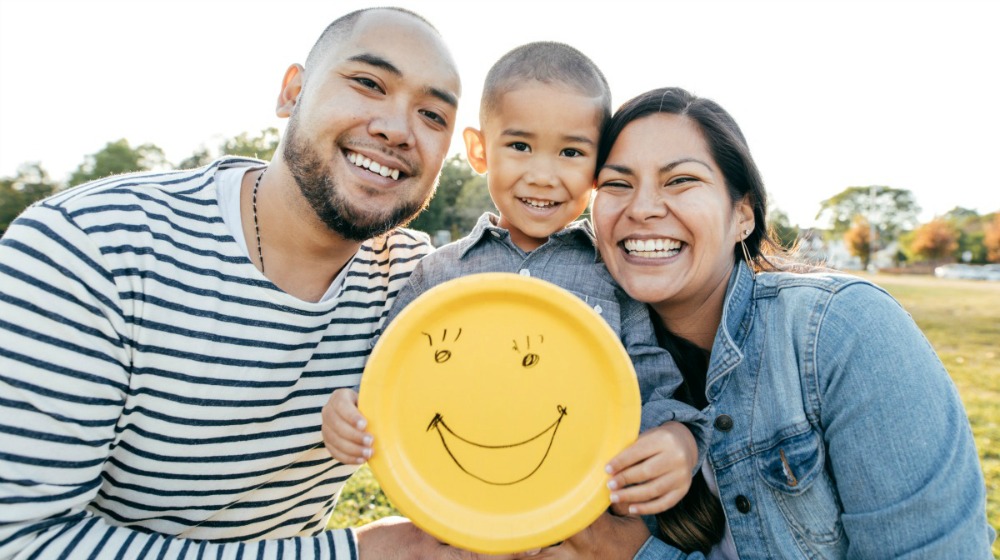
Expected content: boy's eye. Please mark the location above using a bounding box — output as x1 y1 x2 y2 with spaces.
509 142 531 153
560 148 584 158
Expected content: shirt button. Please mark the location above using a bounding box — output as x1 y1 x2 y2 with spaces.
735 495 751 514
714 414 734 431
519 269 531 277
593 304 603 315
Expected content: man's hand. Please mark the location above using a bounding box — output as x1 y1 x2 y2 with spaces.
527 511 651 559
321 388 372 465
355 516 523 560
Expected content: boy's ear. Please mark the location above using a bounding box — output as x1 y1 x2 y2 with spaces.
463 127 488 174
276 64 304 118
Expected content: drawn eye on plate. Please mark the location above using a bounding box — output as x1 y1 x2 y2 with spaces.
512 335 543 368
422 328 463 364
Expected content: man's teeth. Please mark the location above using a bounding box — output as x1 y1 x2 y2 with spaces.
347 151 401 180
623 238 682 256
521 198 557 208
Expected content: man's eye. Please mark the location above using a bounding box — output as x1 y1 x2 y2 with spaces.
353 77 384 93
420 109 446 126
509 142 531 152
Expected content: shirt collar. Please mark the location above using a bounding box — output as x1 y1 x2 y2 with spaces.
457 213 598 260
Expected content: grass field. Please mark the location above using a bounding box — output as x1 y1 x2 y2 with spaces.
329 272 1000 554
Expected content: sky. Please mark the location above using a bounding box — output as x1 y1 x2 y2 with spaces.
1 0 998 227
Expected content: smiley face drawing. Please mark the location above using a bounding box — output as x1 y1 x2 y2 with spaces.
359 273 641 554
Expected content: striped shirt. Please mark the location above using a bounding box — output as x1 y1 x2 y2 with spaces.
0 158 431 559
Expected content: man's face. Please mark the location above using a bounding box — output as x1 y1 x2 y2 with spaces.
284 11 460 241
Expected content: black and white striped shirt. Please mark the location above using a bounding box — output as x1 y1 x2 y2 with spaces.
0 158 430 558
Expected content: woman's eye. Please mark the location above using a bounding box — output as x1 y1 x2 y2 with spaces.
509 142 531 153
597 180 631 190
353 77 384 93
561 148 584 158
667 176 697 186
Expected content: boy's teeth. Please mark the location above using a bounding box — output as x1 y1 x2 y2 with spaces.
522 198 556 208
347 151 401 180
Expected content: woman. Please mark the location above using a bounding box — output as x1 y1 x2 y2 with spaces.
590 87 995 558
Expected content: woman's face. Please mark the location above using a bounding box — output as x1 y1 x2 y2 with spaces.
593 113 752 320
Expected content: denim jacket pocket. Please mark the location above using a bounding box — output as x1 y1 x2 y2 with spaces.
756 428 846 550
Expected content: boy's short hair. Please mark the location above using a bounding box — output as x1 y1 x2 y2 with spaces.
480 41 611 129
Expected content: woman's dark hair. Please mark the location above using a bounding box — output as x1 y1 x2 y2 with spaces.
597 86 784 270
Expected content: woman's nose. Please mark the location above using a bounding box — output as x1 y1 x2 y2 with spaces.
626 183 668 221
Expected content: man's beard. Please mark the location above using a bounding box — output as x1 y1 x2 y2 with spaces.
282 112 435 241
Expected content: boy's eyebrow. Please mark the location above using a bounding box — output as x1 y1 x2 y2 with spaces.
500 130 595 145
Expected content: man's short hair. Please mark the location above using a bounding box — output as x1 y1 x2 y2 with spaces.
480 41 611 128
303 7 438 74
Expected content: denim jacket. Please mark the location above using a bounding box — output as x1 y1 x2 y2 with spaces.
636 262 994 559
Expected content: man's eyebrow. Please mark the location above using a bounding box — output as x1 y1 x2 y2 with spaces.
348 53 401 76
348 53 457 108
427 87 458 108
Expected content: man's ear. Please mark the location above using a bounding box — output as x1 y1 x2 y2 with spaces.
463 127 488 174
276 64 304 118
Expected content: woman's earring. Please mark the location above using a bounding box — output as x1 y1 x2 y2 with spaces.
740 229 755 277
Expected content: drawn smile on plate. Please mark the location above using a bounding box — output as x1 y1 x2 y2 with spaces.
426 405 568 485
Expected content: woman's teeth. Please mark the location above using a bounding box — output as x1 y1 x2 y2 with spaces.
623 238 682 257
347 151 401 180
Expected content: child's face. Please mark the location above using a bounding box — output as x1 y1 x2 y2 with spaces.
475 83 602 251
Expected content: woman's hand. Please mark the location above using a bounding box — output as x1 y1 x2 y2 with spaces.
605 421 698 515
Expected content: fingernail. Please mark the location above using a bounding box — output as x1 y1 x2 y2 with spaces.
525 550 540 556
356 419 367 430
363 435 373 446
610 493 619 503
607 480 618 490
628 505 637 515
363 447 373 459
604 464 613 474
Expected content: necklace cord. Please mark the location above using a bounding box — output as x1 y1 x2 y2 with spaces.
252 169 266 273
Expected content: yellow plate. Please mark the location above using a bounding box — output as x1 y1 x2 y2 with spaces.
359 272 641 554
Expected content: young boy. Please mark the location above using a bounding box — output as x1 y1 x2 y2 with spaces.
323 42 708 517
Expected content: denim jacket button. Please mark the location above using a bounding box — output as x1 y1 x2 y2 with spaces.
714 414 734 431
735 495 751 514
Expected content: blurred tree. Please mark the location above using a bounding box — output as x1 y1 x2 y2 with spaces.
0 163 58 236
843 216 873 269
816 185 919 249
767 207 799 249
68 139 167 187
985 212 1000 263
909 218 959 263
942 207 987 263
409 153 493 240
178 128 280 169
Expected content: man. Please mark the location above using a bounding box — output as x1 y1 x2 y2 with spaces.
0 7 483 558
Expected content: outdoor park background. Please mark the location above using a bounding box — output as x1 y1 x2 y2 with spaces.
2 134 998 554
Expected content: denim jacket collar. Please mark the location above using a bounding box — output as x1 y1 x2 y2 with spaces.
457 212 597 261
705 261 756 400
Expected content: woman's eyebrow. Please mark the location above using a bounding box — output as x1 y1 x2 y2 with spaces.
661 157 712 173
